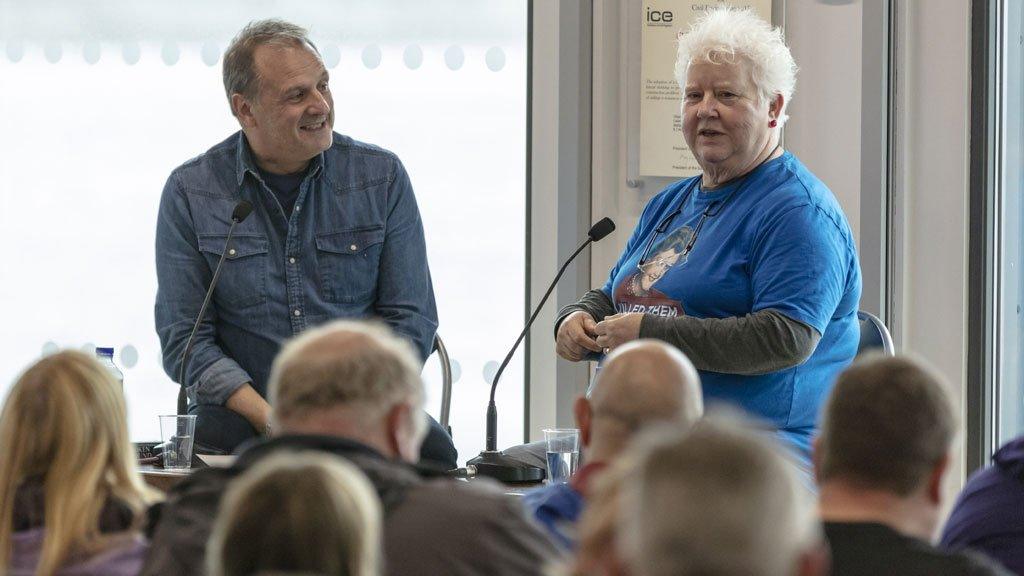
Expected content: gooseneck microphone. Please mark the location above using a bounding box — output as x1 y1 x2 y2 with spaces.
175 200 255 414
466 217 615 482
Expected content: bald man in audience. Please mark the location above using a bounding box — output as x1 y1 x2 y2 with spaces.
522 339 703 549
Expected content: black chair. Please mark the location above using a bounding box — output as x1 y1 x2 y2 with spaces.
857 310 895 357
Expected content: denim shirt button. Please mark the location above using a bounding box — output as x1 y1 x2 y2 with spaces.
228 248 236 256
289 257 296 264
293 309 301 317
349 244 358 251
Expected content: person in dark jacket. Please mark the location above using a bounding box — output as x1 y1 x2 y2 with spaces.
816 355 1011 576
141 320 560 576
941 435 1024 575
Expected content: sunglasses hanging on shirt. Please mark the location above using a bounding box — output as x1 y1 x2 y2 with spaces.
637 144 782 268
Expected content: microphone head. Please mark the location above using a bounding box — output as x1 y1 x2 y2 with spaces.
231 200 254 223
587 217 616 242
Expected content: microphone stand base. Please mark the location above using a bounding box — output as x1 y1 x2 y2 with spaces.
466 450 546 483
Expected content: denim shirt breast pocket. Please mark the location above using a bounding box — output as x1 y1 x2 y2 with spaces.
197 233 270 308
315 226 385 303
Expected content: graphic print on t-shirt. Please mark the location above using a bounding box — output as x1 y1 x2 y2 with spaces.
613 224 692 318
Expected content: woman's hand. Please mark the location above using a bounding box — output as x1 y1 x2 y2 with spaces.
556 311 603 361
595 313 644 352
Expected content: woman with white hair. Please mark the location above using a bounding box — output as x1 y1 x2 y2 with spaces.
555 8 861 466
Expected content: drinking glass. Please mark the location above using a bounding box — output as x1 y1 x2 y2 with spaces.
158 415 197 470
543 428 580 484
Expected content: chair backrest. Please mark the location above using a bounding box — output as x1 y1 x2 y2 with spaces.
433 334 453 432
857 310 895 357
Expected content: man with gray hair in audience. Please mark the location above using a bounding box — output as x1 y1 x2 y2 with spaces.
522 339 702 550
619 417 828 576
816 354 1010 575
142 320 559 576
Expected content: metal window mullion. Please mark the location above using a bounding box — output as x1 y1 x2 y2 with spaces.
966 0 999 474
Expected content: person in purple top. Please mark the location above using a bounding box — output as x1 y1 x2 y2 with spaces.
941 436 1024 574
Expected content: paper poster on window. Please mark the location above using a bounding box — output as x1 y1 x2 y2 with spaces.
640 0 773 178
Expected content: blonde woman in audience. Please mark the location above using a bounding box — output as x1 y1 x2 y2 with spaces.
0 350 159 576
207 451 382 576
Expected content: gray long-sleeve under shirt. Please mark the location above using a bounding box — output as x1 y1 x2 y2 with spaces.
555 289 821 375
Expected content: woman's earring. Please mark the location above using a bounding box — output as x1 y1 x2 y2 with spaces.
769 118 778 128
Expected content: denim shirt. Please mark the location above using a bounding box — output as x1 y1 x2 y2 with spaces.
155 131 438 406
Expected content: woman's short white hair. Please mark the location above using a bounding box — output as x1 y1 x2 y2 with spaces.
675 8 798 123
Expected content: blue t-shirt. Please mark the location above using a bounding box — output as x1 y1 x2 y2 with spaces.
602 152 861 458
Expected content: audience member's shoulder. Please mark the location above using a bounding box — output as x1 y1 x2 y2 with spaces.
397 476 551 539
160 464 239 508
825 522 1011 576
955 549 1016 576
414 476 515 511
383 478 561 575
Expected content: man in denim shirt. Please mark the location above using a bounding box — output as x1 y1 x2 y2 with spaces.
154 19 455 467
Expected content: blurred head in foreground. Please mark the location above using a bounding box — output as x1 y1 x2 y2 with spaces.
207 451 382 576
620 417 826 576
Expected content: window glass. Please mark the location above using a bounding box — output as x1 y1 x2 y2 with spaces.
0 0 527 463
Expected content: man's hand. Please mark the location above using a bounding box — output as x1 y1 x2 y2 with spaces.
556 311 604 362
595 313 644 353
225 384 272 436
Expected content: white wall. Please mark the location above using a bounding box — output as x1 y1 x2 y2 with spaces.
784 0 863 241
897 0 972 491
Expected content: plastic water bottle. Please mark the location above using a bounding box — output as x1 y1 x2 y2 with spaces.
96 347 123 388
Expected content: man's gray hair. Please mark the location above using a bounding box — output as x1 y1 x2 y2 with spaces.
223 19 320 110
620 417 819 576
268 320 425 428
817 354 957 496
675 7 798 124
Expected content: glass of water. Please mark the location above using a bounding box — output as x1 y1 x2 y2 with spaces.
543 428 580 484
158 415 197 470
